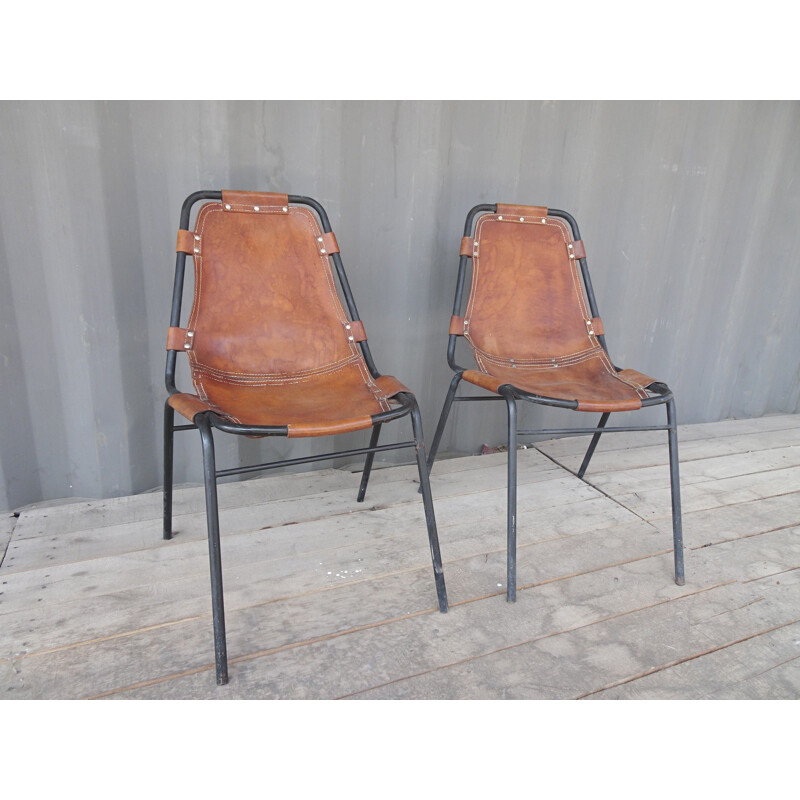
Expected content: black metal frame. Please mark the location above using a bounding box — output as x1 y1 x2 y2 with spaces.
163 191 448 685
426 204 684 602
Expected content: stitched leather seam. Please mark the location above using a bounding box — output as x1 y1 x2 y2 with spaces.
473 344 602 367
193 353 363 381
194 360 361 387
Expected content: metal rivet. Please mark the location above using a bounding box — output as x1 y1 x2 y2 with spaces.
320 249 326 254
254 206 260 211
282 206 288 212
194 235 201 241
187 331 194 337
519 217 524 222
225 204 231 210
498 215 503 220
348 336 354 341
184 343 191 349
541 218 546 223
345 324 351 330
568 244 573 249
194 248 199 253
569 254 575 259
318 237 323 242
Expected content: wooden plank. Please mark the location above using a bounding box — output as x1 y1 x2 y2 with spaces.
584 593 800 699
586 445 800 496
0 496 640 655
3 415 798 700
0 549 708 700
10 448 553 543
610 465 800 520
534 414 800 463
348 571 800 700
114 535 799 700
12 449 519 540
5 519 796 700
0 461 587 575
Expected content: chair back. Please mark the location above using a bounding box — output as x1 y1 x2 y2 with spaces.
464 212 595 361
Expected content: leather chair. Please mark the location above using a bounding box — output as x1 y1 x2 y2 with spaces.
163 190 448 684
426 203 684 601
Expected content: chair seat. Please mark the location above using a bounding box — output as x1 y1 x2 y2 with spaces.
462 349 658 412
168 361 408 436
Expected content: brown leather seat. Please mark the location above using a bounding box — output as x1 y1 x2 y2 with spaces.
427 202 684 602
162 190 448 685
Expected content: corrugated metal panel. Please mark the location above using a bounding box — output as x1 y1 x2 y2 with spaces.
1 100 798 511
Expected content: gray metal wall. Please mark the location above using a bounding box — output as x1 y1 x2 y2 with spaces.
1 100 798 512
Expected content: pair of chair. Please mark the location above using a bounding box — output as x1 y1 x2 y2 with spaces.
163 191 684 685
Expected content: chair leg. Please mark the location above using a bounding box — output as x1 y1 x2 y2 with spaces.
503 389 517 602
357 423 382 503
426 372 463 474
409 399 448 613
577 411 610 479
196 415 229 685
666 398 685 586
163 401 175 540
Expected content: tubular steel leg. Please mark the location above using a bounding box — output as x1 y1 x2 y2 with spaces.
197 415 229 685
357 424 382 503
426 372 463 474
666 398 685 586
409 399 448 613
163 401 175 540
503 389 518 602
577 412 610 479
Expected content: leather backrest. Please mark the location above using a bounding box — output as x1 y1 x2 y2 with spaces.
186 200 361 382
464 214 593 360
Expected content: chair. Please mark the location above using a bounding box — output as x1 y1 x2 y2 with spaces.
162 190 448 685
426 202 684 601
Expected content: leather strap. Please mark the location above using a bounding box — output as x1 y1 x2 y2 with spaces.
617 369 656 392
176 230 199 254
319 231 339 255
462 369 504 394
374 375 409 398
345 320 367 342
221 191 289 210
287 416 374 438
587 317 604 336
460 237 474 256
578 397 642 412
570 240 586 259
496 203 548 220
166 327 194 351
449 315 465 335
168 393 223 421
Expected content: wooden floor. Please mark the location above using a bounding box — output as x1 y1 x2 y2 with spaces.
1 414 799 700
